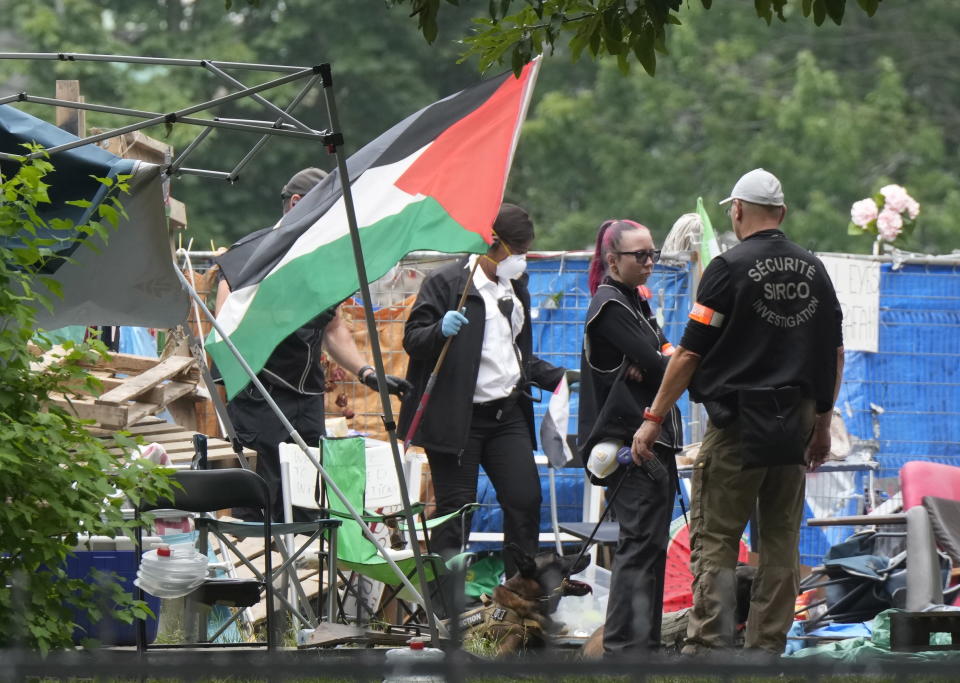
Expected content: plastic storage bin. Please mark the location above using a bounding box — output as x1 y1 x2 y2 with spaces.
66 550 161 645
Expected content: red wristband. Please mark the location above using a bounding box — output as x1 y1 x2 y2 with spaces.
643 407 664 424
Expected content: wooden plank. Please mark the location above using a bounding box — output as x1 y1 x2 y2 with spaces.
80 352 163 374
95 130 171 165
123 402 163 429
106 429 197 446
96 356 195 405
107 446 242 464
30 345 69 373
79 352 198 382
96 428 192 445
113 420 186 436
136 380 196 407
161 442 204 455
55 81 84 136
168 197 188 231
108 383 196 428
51 395 128 429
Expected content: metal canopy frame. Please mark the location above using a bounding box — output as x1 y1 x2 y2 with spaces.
0 51 442 642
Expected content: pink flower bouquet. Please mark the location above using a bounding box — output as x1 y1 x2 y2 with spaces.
848 184 920 248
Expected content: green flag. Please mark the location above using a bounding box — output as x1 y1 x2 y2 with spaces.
696 196 721 270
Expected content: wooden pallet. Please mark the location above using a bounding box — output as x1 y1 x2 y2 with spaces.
89 416 256 468
36 348 203 430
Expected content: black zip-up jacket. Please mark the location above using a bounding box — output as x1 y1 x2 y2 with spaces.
399 257 565 456
578 277 682 458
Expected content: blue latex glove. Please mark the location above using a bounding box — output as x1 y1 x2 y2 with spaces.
441 310 469 337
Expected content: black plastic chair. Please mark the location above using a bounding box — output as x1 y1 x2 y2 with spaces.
135 468 340 651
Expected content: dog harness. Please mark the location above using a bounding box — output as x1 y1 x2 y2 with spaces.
456 593 545 647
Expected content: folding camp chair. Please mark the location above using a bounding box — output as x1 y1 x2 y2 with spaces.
280 438 477 627
135 468 341 651
803 461 960 633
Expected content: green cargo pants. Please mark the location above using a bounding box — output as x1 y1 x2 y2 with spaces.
683 410 813 654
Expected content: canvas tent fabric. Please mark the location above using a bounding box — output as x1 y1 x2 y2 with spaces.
0 104 188 329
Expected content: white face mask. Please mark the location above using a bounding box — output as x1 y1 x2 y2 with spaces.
496 254 527 280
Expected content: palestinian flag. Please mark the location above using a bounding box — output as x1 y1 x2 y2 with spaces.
209 58 541 398
540 374 573 469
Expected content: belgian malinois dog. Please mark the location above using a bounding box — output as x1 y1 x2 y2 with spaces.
458 545 592 655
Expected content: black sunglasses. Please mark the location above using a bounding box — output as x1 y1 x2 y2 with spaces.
614 249 661 264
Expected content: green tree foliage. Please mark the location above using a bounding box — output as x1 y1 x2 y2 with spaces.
508 3 954 253
387 0 885 76
0 152 174 652
2 1 955 255
1 0 479 249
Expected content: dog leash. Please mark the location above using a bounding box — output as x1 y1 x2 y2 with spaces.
561 463 634 582
561 457 688 585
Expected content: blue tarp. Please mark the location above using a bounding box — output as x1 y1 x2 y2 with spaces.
471 255 695 542
467 255 960 562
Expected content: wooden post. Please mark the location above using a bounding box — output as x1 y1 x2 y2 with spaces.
55 81 86 137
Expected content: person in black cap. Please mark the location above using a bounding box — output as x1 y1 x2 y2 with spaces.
398 203 565 578
215 167 411 521
632 169 844 655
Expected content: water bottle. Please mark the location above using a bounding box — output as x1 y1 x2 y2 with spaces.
135 543 208 599
383 639 445 683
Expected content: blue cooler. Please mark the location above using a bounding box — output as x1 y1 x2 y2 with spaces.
66 550 161 645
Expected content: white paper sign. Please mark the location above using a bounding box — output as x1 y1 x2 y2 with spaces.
279 439 407 511
362 439 403 509
819 255 880 353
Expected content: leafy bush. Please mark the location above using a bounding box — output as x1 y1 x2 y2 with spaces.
0 149 174 652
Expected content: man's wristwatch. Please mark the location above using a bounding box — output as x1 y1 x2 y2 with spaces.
357 365 374 381
643 407 664 424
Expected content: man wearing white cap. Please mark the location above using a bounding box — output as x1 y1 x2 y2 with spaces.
631 169 845 654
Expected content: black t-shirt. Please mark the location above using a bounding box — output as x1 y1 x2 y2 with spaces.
680 229 843 412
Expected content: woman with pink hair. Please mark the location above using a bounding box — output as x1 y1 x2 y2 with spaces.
578 219 682 657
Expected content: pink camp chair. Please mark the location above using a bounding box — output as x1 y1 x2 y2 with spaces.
807 461 960 617
901 461 960 511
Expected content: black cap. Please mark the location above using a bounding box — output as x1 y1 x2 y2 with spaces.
280 167 328 199
492 203 534 246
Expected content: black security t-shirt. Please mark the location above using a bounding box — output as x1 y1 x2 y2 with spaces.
680 229 843 412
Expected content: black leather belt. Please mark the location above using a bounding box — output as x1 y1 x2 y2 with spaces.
474 390 519 420
475 396 510 410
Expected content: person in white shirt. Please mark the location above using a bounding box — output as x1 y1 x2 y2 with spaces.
399 204 565 577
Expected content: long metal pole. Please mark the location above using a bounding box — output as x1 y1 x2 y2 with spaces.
15 68 322 157
227 75 323 178
14 94 326 141
0 52 307 74
318 64 441 645
172 269 443 631
167 127 214 174
202 61 315 133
